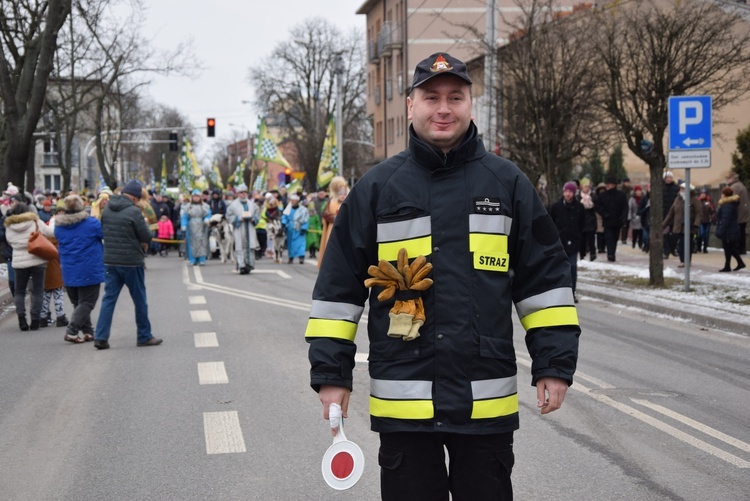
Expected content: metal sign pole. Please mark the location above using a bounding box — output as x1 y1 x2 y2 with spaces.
684 168 691 292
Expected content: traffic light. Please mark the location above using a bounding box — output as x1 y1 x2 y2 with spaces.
169 132 178 151
284 167 292 184
207 118 216 137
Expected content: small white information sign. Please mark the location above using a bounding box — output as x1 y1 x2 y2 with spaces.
668 150 711 169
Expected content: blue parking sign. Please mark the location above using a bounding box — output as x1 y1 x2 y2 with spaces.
669 96 712 150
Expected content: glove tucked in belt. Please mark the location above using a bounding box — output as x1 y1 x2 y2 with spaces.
364 248 433 341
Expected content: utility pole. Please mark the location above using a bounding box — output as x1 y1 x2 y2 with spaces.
484 0 497 151
334 53 345 184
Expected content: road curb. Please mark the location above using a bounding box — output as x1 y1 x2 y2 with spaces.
579 279 748 335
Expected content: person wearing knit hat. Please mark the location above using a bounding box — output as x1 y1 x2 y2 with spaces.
596 175 628 261
92 180 162 349
577 177 597 261
550 182 585 303
628 185 644 250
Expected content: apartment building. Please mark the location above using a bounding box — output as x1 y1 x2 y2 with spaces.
357 0 581 162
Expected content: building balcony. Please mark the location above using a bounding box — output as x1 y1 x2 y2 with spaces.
368 39 379 63
385 78 393 101
377 21 402 58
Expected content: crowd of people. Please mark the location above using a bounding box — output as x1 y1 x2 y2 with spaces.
0 175 351 344
547 171 748 301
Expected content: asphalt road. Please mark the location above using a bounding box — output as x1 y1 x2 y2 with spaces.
0 255 747 500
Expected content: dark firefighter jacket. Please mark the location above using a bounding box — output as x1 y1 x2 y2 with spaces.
306 123 580 435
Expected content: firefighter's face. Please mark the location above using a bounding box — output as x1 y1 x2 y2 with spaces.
408 75 472 153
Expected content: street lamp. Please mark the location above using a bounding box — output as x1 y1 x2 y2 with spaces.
333 52 345 184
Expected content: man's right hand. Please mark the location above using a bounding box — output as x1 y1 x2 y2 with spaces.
319 385 351 421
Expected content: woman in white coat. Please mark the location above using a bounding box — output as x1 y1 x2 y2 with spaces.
3 200 55 331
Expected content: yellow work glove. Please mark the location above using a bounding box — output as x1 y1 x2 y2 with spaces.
364 249 433 341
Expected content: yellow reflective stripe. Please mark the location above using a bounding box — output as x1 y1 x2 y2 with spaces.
469 233 508 254
369 396 435 419
304 318 358 341
471 394 519 419
378 236 432 262
520 306 579 331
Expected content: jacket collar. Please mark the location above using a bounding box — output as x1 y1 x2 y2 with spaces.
408 121 483 172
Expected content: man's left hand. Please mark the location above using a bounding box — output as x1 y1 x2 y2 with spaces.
536 377 569 415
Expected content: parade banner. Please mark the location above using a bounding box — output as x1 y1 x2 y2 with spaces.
254 116 290 168
317 114 338 189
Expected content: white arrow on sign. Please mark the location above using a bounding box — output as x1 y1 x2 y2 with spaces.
682 137 705 147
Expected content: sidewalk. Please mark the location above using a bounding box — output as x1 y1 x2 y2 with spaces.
577 242 749 335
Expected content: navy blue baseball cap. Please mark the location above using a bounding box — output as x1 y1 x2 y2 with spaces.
411 52 472 90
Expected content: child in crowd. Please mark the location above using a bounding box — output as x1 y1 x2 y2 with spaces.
306 205 321 259
157 214 175 256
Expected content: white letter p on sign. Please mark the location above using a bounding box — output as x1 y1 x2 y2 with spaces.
679 101 702 134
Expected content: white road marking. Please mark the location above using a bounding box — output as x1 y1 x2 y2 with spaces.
190 310 212 322
251 269 292 279
194 332 219 348
198 362 229 385
193 265 204 282
182 264 200 290
203 411 246 454
631 398 750 455
355 353 369 364
189 296 207 305
515 356 750 468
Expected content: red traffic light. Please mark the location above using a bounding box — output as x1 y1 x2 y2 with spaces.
207 118 216 137
284 167 292 184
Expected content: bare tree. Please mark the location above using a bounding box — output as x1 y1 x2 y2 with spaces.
77 0 196 188
249 18 370 190
591 0 750 285
499 0 612 195
0 0 71 190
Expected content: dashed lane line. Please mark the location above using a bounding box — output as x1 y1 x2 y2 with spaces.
189 296 207 305
197 361 229 385
194 332 219 348
190 310 212 322
203 411 247 454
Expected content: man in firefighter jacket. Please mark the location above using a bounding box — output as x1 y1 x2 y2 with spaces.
306 52 580 500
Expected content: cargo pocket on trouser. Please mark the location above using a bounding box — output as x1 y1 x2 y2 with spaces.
379 444 406 501
494 447 515 500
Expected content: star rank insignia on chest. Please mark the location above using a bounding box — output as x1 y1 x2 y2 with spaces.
474 197 502 213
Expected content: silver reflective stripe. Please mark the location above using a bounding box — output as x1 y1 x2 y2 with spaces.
309 300 364 323
469 214 513 234
377 216 431 242
471 376 518 400
515 287 575 319
370 378 433 400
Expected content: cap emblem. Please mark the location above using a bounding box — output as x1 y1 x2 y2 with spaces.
430 54 453 73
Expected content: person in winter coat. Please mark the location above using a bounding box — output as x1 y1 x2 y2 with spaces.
281 193 308 264
317 176 348 268
697 191 715 254
594 182 607 254
209 188 227 217
226 184 260 274
54 195 104 343
181 189 212 266
550 182 585 302
662 171 681 258
39 234 68 329
628 185 644 249
306 52 579 500
157 214 175 256
595 177 628 261
637 185 651 253
94 180 162 349
4 201 55 331
663 183 701 267
306 204 322 259
577 178 597 261
715 187 745 272
725 172 749 254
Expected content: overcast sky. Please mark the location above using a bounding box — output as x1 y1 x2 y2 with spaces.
141 1 365 156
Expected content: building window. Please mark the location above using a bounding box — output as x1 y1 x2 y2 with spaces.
42 138 59 165
387 118 395 144
44 175 62 192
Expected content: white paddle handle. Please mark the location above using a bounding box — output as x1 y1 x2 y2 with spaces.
329 403 347 442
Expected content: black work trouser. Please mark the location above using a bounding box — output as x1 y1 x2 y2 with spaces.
379 431 514 501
